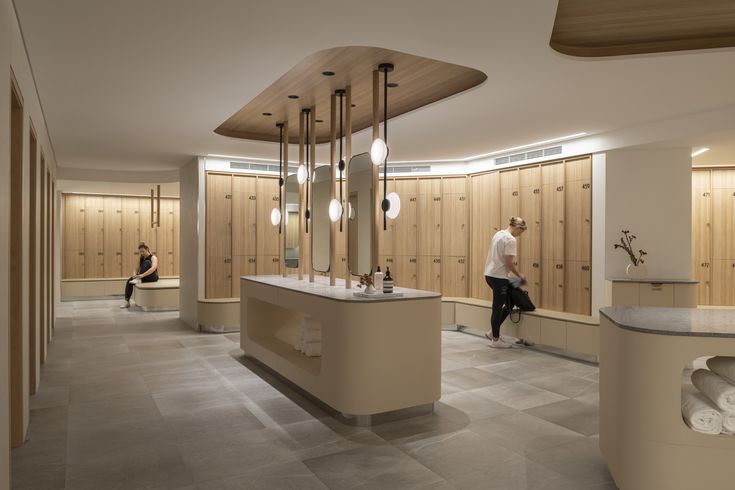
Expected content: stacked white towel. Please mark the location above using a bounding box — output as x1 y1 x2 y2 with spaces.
707 356 735 385
681 384 723 435
294 316 322 357
691 369 735 413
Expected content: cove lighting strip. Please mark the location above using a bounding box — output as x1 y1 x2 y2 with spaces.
691 148 710 157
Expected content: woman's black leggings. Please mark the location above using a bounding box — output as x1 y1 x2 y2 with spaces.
485 276 511 339
124 259 156 301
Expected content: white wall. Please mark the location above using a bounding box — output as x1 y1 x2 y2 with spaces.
605 148 692 280
590 153 606 316
179 158 200 329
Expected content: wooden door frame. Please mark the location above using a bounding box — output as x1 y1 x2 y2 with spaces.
27 121 38 395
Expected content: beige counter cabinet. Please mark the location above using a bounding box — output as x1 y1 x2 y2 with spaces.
600 307 735 490
240 276 442 416
605 279 698 308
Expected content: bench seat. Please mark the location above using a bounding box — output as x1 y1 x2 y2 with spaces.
134 278 180 311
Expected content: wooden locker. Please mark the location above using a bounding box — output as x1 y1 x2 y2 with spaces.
154 199 173 276
692 170 712 305
441 256 467 297
232 175 257 256
418 178 442 257
519 166 541 265
393 179 418 256
712 168 735 261
469 172 500 300
206 173 233 299
121 197 141 277
393 255 418 289
564 261 591 315
519 258 541 307
441 177 468 257
541 259 565 312
378 179 396 257
172 199 180 276
84 196 105 278
499 169 519 228
541 162 565 262
417 255 441 293
256 177 280 275
564 158 592 263
103 196 123 278
63 194 85 279
232 255 256 298
139 197 158 256
379 255 395 278
711 260 735 306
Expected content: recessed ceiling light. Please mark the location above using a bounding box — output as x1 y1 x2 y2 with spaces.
387 82 399 88
262 112 272 116
322 71 335 76
691 148 710 157
288 95 299 99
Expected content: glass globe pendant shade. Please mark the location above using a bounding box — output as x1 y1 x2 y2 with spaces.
370 138 388 166
348 202 355 220
328 198 342 223
386 192 401 220
297 164 308 184
270 207 281 227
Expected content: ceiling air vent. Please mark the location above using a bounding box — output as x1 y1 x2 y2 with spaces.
229 162 281 173
388 165 432 174
494 145 563 166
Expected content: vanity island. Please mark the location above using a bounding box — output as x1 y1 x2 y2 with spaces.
600 306 735 490
240 275 442 419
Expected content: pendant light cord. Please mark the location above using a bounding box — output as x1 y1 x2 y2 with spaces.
278 123 283 234
383 68 388 231
305 109 310 233
339 92 344 232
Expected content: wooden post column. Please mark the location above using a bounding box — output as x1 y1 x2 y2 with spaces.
344 86 352 289
298 110 305 280
281 120 289 278
309 104 316 283
329 94 337 286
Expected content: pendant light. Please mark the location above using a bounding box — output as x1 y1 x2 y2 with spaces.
303 108 311 233
329 89 346 226
374 63 400 230
271 122 285 229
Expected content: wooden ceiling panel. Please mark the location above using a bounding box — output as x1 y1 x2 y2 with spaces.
214 46 487 144
551 0 735 57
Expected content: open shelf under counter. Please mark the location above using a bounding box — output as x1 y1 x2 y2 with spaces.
240 275 442 417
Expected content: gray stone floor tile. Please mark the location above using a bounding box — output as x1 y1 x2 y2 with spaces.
472 381 567 410
523 372 599 398
524 399 600 436
163 403 265 443
438 390 516 422
196 460 326 490
526 437 613 486
29 385 69 410
442 367 509 390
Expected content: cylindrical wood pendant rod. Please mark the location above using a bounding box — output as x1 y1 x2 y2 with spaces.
156 184 161 228
344 85 352 289
298 110 305 281
281 120 289 278
309 104 316 283
150 188 154 228
329 94 337 286
371 69 380 273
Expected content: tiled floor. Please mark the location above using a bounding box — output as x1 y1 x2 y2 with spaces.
12 299 616 489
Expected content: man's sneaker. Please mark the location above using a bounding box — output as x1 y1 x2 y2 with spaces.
489 339 513 349
119 301 130 309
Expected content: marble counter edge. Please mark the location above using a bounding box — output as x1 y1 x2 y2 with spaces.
605 278 699 284
600 306 735 338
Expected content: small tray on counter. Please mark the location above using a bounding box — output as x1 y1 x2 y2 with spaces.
353 291 405 299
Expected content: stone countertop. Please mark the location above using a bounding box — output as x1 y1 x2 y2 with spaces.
242 275 442 303
600 306 735 338
606 278 698 284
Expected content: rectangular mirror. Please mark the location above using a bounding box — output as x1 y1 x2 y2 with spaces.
312 165 331 273
284 173 300 269
347 152 373 276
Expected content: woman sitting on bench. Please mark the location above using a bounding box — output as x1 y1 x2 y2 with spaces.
120 242 159 308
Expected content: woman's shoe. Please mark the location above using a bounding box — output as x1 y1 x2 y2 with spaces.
119 301 130 309
489 339 512 349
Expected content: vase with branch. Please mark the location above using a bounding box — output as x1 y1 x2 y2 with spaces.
613 230 648 278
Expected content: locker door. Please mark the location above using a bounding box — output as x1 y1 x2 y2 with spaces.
692 170 712 305
441 177 467 257
172 199 180 276
232 175 258 284
84 196 105 278
520 258 541 307
139 197 158 256
394 256 418 289
418 179 442 256
158 199 175 277
121 197 141 277
232 255 257 298
441 256 467 297
469 172 500 300
711 260 735 306
541 260 565 312
499 169 519 232
256 177 280 275
564 158 592 263
378 179 396 258
103 196 123 278
519 166 541 266
63 194 86 279
712 169 735 262
393 179 418 256
418 256 441 293
564 261 591 315
206 173 232 298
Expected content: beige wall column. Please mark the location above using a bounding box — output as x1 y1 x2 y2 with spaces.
329 94 337 286
344 86 352 288
298 110 305 281
371 70 380 273
281 120 289 278
308 105 316 283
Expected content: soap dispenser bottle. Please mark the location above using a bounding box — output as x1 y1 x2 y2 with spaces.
374 266 384 293
383 267 394 293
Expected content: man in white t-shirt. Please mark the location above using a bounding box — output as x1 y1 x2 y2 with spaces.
484 217 527 348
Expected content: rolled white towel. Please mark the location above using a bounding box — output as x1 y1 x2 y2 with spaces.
301 330 322 342
682 385 722 435
303 342 322 357
691 369 735 412
707 357 735 385
723 412 735 434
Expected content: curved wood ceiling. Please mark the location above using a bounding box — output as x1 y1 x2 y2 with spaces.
214 46 487 144
551 0 735 57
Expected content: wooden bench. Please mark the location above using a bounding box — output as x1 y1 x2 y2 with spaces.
442 297 600 362
134 278 180 311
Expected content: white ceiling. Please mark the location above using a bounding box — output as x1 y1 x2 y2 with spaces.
14 0 735 172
